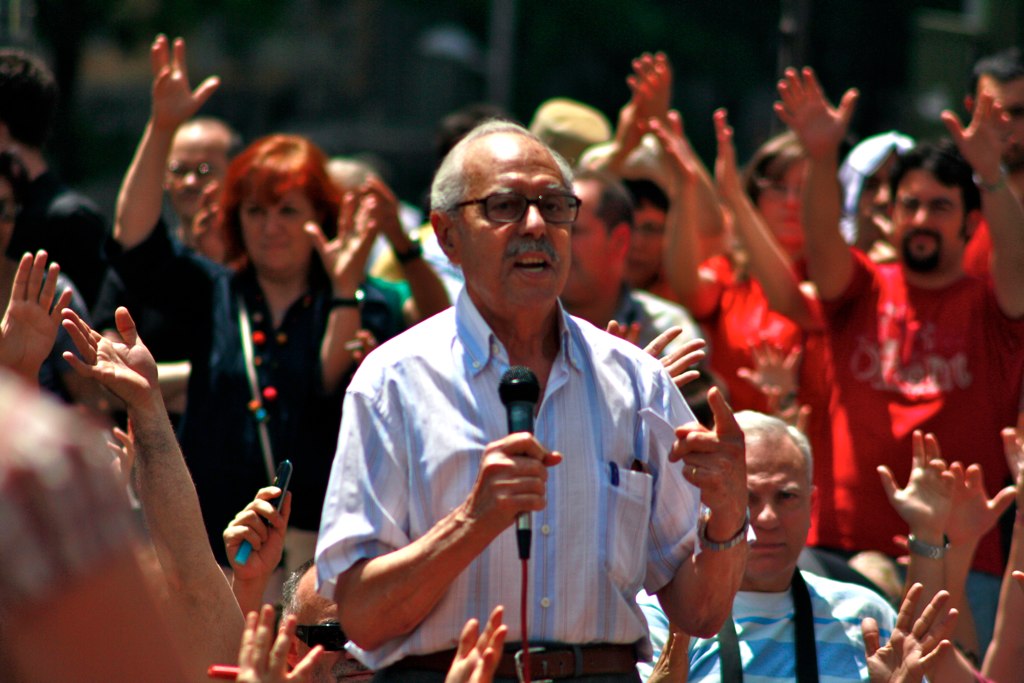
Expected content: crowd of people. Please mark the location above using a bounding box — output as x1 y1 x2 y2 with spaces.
1 32 1024 683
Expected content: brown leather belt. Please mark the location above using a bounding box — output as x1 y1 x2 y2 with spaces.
391 643 637 680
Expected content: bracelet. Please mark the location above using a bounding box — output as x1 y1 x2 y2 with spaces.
698 506 750 551
973 166 1008 193
394 239 423 264
329 289 364 310
907 533 948 560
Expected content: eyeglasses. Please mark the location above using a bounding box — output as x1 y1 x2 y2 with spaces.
455 192 581 224
295 621 347 651
0 199 18 222
167 161 214 180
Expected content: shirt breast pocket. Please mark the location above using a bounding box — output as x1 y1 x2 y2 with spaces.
605 467 652 590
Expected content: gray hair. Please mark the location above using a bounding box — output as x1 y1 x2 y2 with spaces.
281 558 316 617
735 410 813 482
430 119 574 213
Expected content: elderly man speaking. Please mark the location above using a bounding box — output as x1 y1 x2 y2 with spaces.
315 120 748 682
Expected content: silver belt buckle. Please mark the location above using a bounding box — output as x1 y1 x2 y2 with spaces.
515 646 554 683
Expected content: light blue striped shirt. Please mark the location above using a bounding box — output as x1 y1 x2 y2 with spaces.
637 571 897 682
316 291 701 669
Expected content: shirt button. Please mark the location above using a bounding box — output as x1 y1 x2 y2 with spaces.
541 524 551 535
540 597 551 608
472 361 480 368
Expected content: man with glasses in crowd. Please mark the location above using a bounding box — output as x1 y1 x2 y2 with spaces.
315 119 749 681
282 560 372 682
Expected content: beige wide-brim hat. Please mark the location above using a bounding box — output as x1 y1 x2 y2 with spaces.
529 97 612 166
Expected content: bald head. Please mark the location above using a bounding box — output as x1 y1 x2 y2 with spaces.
166 117 239 228
430 119 573 215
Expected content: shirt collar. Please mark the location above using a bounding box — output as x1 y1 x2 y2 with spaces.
454 290 583 377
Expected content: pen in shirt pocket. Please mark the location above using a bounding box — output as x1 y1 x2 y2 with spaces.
609 461 620 486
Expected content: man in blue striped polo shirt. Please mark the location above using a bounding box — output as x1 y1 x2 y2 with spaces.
639 411 896 682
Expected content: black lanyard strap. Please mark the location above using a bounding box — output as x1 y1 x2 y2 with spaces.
716 570 819 683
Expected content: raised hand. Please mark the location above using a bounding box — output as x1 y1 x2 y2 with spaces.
629 52 673 124
605 320 642 346
224 487 291 581
149 34 220 133
108 424 137 489
863 583 958 683
611 52 672 168
444 606 507 683
877 431 954 542
672 387 747 532
61 306 160 411
941 90 1007 183
305 189 380 297
1001 426 1023 487
736 342 802 414
650 334 706 390
605 322 708 389
236 606 323 683
359 176 413 253
190 181 228 264
646 111 699 187
0 250 72 380
712 108 744 201
774 66 858 160
944 460 1016 548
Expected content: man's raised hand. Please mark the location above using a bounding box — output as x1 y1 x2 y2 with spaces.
774 66 858 160
61 306 161 412
149 34 219 133
0 250 72 380
672 387 747 536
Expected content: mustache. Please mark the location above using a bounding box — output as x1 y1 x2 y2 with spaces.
902 227 942 243
504 236 559 263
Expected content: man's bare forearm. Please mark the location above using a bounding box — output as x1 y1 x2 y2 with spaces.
656 538 747 638
334 502 503 651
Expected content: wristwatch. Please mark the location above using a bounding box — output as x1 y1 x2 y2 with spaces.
698 506 750 551
907 534 948 560
973 165 1008 193
329 289 364 310
394 238 423 264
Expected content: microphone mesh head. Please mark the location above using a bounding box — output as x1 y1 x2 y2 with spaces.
498 365 540 405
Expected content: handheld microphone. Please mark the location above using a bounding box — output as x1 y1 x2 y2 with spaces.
498 365 540 561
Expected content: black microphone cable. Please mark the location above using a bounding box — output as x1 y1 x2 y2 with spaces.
498 366 541 683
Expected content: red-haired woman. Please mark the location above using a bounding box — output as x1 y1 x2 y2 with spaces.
182 133 406 567
103 37 407 569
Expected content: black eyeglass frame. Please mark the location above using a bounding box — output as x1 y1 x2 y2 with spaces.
454 192 581 224
294 621 347 651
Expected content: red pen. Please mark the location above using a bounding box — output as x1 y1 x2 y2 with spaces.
207 664 240 680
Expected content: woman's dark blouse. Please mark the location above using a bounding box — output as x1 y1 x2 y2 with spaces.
107 224 405 564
